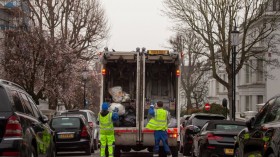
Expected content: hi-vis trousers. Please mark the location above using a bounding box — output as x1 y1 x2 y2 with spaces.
100 134 115 157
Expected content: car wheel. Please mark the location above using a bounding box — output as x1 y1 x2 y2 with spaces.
268 154 276 157
94 138 98 150
114 146 121 157
234 146 240 157
51 144 56 157
91 143 95 153
191 144 196 157
30 145 37 157
182 140 189 156
179 145 183 153
85 146 91 155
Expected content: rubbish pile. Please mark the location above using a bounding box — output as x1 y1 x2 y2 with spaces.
108 86 136 127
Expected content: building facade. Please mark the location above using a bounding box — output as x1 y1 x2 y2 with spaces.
207 1 280 117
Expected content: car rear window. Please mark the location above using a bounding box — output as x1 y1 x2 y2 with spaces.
51 117 81 129
193 116 225 128
61 111 88 121
0 87 11 112
214 124 246 131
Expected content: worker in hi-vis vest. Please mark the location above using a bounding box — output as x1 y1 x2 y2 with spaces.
98 102 119 157
146 101 172 157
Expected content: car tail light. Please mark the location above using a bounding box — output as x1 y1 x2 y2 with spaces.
4 115 22 138
2 151 20 156
207 133 223 140
187 140 193 144
80 126 89 137
207 146 216 149
88 122 94 128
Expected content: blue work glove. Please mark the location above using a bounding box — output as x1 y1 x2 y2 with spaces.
113 107 119 113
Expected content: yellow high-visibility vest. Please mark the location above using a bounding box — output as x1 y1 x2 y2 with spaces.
146 108 168 130
99 112 114 135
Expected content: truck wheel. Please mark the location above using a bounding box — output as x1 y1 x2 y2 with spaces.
159 148 167 157
114 147 121 157
170 146 178 157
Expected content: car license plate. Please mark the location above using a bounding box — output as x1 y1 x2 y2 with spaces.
58 134 74 139
224 148 234 155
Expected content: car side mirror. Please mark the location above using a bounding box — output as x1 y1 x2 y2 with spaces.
246 117 255 130
193 126 200 134
182 122 185 127
186 125 200 134
41 115 49 123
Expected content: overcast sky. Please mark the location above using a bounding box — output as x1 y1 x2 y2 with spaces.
101 0 174 51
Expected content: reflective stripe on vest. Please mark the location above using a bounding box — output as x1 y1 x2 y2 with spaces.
146 108 168 130
99 112 114 135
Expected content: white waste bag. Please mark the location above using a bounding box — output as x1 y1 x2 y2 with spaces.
122 92 131 102
108 86 123 102
168 117 177 128
109 103 126 116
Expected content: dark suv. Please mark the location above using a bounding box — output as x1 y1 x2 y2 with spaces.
180 113 225 156
234 95 280 157
0 79 55 157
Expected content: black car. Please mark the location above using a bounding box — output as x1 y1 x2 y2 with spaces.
50 115 93 155
60 109 99 151
180 113 225 156
0 79 55 157
192 120 246 157
234 95 280 157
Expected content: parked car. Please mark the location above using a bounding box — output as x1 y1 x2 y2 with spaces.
50 115 93 155
0 79 55 157
192 120 246 157
60 109 99 150
180 113 225 156
234 95 280 157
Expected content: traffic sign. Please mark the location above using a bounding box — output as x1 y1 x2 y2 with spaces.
205 103 210 111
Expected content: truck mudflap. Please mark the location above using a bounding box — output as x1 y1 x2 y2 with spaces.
141 128 178 146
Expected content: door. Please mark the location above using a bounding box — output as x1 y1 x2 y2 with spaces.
20 92 53 157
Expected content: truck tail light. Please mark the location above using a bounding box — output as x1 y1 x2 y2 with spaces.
102 68 106 75
4 115 22 138
176 69 180 77
169 134 178 138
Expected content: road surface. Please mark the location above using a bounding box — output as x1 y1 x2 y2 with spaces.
57 150 184 157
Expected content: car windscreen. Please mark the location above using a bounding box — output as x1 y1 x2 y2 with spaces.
51 117 81 129
61 112 88 121
192 116 224 128
213 124 246 131
0 87 11 112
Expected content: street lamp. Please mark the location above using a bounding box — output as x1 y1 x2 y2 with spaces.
82 67 88 109
231 20 239 121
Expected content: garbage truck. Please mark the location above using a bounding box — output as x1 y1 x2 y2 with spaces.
99 48 181 156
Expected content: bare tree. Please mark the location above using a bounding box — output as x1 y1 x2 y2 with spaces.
169 31 210 111
2 0 108 109
163 0 280 119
